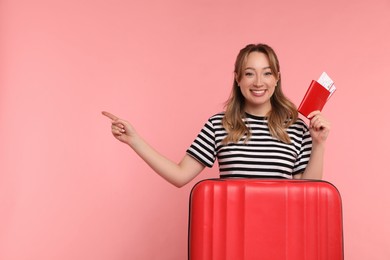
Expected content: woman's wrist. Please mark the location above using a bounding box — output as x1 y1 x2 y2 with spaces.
127 133 145 150
311 141 326 150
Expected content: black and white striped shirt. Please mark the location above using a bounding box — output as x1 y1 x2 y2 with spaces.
186 113 312 179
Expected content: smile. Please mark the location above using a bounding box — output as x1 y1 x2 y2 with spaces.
251 89 266 96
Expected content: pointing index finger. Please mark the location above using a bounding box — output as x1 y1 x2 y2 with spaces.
102 111 119 121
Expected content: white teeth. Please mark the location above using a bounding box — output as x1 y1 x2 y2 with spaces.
252 90 265 94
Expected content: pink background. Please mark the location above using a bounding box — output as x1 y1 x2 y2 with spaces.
1 0 389 259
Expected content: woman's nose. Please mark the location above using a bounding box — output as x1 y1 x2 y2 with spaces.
254 75 263 86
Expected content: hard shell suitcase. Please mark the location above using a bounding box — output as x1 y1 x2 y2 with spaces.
188 179 343 260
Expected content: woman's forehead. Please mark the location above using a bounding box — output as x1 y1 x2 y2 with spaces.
242 52 270 68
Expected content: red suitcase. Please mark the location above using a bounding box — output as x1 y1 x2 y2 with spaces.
188 179 343 260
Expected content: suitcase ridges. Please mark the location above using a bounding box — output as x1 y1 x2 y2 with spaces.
188 179 344 260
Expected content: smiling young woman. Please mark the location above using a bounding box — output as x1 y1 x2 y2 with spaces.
222 44 298 144
103 43 331 186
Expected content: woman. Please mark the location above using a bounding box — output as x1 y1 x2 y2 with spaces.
102 43 330 187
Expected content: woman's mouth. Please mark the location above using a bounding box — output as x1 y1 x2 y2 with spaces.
251 89 266 97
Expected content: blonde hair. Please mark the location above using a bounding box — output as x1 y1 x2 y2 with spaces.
222 43 298 144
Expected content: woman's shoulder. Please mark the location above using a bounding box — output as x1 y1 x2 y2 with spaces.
290 117 310 131
208 112 225 121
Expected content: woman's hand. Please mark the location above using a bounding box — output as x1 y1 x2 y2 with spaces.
307 111 331 146
102 111 137 145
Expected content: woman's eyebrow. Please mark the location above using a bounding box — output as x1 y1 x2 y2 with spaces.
244 66 271 70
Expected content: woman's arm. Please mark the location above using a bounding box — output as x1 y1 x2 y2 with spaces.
294 111 330 180
102 111 205 187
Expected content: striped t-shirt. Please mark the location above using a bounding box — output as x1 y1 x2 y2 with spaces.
186 113 312 179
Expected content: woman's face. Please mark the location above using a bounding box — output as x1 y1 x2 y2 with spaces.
236 51 279 116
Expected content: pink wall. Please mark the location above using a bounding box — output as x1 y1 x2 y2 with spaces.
1 0 389 259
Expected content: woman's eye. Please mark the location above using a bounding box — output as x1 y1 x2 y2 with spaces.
264 72 273 76
245 72 254 76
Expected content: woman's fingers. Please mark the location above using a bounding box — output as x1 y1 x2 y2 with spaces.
102 111 126 134
307 111 328 130
112 124 125 134
102 111 119 121
313 121 328 131
311 117 324 130
307 111 331 144
103 111 126 131
307 110 321 120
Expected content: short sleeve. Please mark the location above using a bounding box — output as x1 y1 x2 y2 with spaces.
186 119 217 168
292 122 312 175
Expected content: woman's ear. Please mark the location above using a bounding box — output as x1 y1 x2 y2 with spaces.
235 72 239 86
276 72 280 86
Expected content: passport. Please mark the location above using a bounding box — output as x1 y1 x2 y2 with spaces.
298 72 336 118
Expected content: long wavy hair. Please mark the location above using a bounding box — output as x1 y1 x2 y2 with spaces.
222 43 298 144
